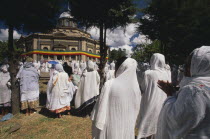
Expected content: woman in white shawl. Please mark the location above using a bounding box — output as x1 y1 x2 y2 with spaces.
46 64 70 118
91 57 141 139
19 58 40 116
136 53 170 139
156 46 210 139
74 60 100 113
0 64 11 115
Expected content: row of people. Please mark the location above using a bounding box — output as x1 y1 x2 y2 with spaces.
1 46 209 139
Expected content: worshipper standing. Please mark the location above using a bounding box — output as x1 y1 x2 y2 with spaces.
105 63 115 81
0 64 11 115
19 58 40 115
46 64 70 118
80 60 87 73
136 53 170 139
110 61 115 70
165 64 172 82
74 60 100 114
63 62 73 77
156 46 210 139
71 61 82 87
91 57 141 139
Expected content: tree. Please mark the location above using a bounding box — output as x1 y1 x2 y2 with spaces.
0 41 8 62
69 0 137 86
0 0 62 114
109 48 126 62
138 0 210 64
132 40 161 62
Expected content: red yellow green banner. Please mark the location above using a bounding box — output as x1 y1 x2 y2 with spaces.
21 49 108 59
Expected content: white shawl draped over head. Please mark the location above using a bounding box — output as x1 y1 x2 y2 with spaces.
74 60 100 109
46 63 69 110
156 46 210 139
137 53 170 139
150 53 165 71
92 58 141 134
55 64 64 72
87 60 94 72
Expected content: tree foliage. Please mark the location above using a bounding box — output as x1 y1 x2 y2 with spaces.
132 40 161 62
109 48 126 63
138 0 210 64
0 41 8 62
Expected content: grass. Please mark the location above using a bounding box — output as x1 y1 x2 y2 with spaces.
0 77 92 139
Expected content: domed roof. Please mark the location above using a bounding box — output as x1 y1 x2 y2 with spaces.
59 11 73 19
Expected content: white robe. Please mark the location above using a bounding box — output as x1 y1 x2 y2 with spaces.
105 70 115 81
91 58 141 139
137 53 170 138
0 65 11 105
46 68 69 111
156 46 210 139
67 81 76 104
75 70 100 109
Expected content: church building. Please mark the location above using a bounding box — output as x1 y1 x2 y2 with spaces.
17 9 102 62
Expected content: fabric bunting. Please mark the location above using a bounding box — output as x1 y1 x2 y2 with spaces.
21 49 108 59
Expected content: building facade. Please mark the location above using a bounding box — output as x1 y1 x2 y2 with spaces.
17 10 101 62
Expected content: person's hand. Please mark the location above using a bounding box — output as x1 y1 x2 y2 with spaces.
68 75 73 82
157 80 175 96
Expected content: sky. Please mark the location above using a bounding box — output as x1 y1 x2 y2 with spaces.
0 0 151 53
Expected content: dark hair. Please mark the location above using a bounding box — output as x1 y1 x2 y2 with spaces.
115 56 127 72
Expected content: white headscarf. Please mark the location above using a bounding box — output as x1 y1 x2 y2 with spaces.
55 64 64 72
150 53 165 70
191 46 210 77
1 64 8 72
87 60 94 72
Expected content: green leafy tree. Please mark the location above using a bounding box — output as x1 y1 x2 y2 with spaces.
109 48 126 62
132 40 161 62
69 0 137 86
0 41 8 62
0 0 62 114
138 0 210 64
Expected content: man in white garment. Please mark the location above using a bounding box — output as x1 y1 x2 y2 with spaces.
74 60 100 115
156 46 210 139
136 53 170 139
91 57 141 139
19 58 40 116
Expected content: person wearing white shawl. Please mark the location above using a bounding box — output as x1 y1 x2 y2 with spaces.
71 61 82 87
110 61 115 70
156 46 210 139
91 57 141 139
165 64 172 82
105 63 115 81
19 58 40 116
0 64 11 115
80 60 87 73
74 60 100 111
136 53 170 139
46 64 70 118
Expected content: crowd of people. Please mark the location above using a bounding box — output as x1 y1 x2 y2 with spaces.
0 45 210 139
